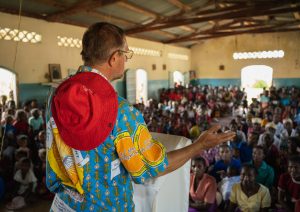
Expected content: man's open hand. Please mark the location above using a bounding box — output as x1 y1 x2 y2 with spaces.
194 125 235 150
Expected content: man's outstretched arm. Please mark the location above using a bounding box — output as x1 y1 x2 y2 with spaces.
157 125 235 177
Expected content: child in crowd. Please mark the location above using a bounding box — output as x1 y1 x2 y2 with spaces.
13 109 30 136
6 158 37 210
251 145 274 190
239 131 259 163
228 164 271 212
211 144 241 182
277 155 300 211
16 134 30 158
28 108 44 136
218 166 240 203
189 157 217 212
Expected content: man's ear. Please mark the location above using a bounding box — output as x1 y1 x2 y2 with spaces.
108 51 117 67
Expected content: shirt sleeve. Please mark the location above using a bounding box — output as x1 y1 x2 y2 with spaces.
203 177 217 204
265 166 274 189
114 100 168 184
260 185 271 208
229 183 238 204
277 173 287 191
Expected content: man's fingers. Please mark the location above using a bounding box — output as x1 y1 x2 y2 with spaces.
216 132 236 143
207 124 221 133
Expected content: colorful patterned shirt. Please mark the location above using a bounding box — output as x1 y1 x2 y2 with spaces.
46 66 168 212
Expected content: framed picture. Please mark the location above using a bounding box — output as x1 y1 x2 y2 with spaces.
189 70 196 80
49 64 62 82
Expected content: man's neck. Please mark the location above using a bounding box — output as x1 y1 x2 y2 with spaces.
90 64 112 81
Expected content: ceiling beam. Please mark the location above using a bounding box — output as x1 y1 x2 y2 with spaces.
116 0 158 18
164 20 237 43
165 21 300 43
154 30 177 39
0 7 45 20
30 0 66 9
126 5 300 34
46 0 118 22
179 25 196 32
167 0 191 12
86 10 135 26
185 27 300 43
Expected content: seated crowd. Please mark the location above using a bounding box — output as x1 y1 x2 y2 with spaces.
0 84 299 211
0 96 51 209
138 84 300 211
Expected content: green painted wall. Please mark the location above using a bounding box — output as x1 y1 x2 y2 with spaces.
19 78 300 106
19 84 51 107
191 78 300 87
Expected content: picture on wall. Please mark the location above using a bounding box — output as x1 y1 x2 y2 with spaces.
49 64 62 82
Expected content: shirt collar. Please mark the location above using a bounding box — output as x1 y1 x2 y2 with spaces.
77 65 109 82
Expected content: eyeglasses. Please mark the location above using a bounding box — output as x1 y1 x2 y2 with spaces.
118 49 134 60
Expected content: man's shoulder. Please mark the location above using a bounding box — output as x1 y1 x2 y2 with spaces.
118 96 130 108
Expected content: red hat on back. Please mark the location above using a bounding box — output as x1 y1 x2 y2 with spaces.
51 72 118 150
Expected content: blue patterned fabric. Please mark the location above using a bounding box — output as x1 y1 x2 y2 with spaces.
46 66 168 211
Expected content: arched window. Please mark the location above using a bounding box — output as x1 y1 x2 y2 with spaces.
0 67 17 104
241 65 273 103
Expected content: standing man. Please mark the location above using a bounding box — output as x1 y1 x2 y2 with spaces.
46 22 235 212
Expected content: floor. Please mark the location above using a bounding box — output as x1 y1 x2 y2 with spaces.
0 199 52 212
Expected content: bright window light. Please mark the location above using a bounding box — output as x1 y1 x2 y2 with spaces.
129 47 161 57
57 36 82 48
233 50 284 60
168 53 189 61
0 27 42 43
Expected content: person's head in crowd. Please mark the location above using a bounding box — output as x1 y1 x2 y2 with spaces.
4 115 14 126
5 108 15 118
229 122 238 132
15 109 27 122
30 99 38 109
273 113 281 124
262 132 274 149
232 147 240 159
191 157 207 176
19 158 31 174
288 155 300 182
240 164 258 189
265 122 276 135
283 118 293 131
30 108 40 119
247 131 259 147
1 95 7 106
17 135 28 148
6 98 16 110
22 101 31 113
252 145 265 165
264 112 273 122
287 137 300 155
37 130 46 146
227 165 240 177
38 148 46 162
219 144 232 163
252 118 262 133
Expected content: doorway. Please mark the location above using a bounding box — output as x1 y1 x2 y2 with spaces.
125 69 148 104
0 67 17 104
241 65 273 103
169 71 184 88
